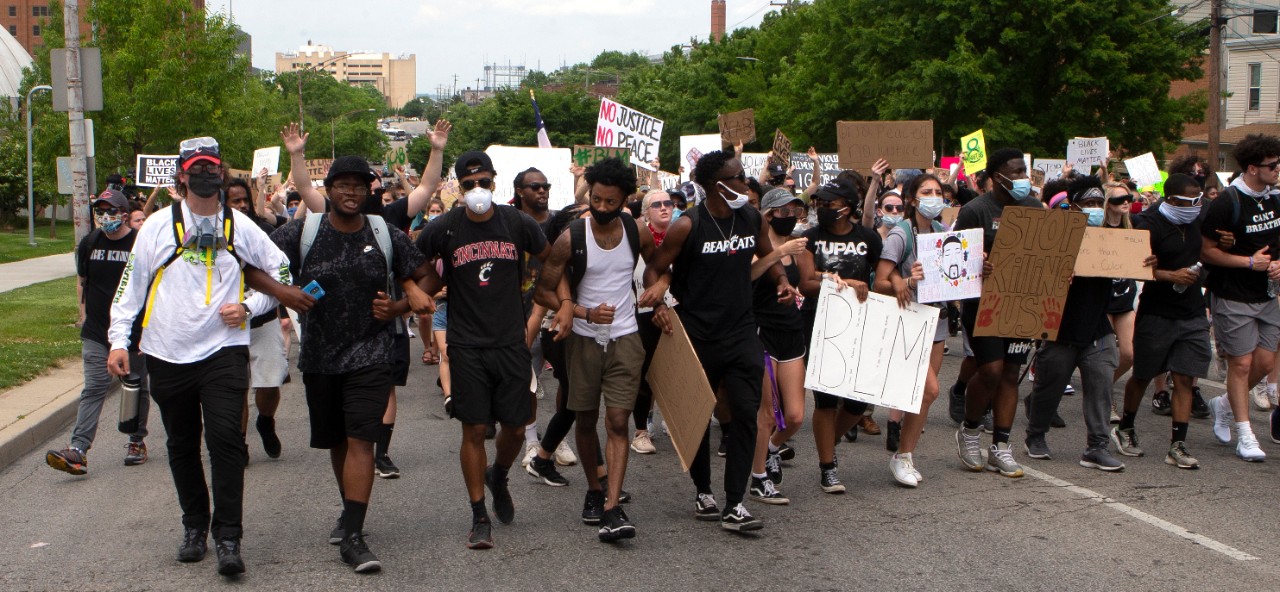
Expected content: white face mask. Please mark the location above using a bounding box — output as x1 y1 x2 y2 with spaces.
917 197 946 220
463 188 493 215
718 182 750 210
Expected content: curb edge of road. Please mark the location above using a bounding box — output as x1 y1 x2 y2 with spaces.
0 379 85 472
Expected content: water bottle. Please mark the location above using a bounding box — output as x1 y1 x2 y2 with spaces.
118 376 143 434
1173 262 1202 294
594 322 611 351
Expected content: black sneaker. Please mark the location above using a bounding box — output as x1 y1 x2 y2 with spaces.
1050 413 1067 429
1271 407 1280 444
885 420 901 452
948 384 966 425
694 493 720 521
467 515 493 550
1151 390 1172 416
599 475 632 504
485 466 515 524
1190 388 1210 419
597 506 637 542
717 433 728 457
256 415 281 459
328 513 345 545
820 466 846 494
340 533 381 573
375 455 400 479
526 456 569 486
581 489 605 525
214 538 245 576
843 426 858 443
765 451 783 484
177 527 208 562
749 476 790 505
777 442 795 461
720 503 763 532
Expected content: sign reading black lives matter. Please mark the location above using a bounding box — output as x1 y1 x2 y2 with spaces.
136 154 179 187
595 97 664 170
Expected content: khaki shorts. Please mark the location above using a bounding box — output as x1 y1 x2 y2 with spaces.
566 332 644 412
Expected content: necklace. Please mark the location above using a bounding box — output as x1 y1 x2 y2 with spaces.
706 204 737 252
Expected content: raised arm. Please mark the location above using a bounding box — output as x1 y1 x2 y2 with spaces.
804 146 822 197
862 158 887 229
403 119 451 216
281 122 326 213
143 185 162 216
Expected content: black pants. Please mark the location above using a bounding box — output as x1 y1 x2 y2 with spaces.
633 310 660 430
690 329 763 508
147 346 249 541
539 329 576 452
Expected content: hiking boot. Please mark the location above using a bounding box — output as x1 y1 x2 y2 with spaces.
177 527 208 562
46 447 88 475
214 538 245 576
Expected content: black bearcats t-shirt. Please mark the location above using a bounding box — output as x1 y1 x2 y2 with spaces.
800 223 882 313
271 215 425 374
671 203 763 341
416 206 548 348
77 229 141 348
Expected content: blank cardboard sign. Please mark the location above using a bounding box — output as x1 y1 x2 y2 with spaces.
646 310 717 472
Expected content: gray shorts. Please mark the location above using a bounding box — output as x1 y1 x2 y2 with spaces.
1210 297 1280 358
1132 313 1211 380
249 318 288 389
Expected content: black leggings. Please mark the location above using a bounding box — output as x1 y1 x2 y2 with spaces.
539 330 577 453
632 310 660 430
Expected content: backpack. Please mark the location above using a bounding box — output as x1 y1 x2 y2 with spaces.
565 212 641 298
142 202 242 328
300 212 402 335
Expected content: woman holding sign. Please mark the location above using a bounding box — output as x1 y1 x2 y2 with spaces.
1102 183 1138 419
873 173 950 487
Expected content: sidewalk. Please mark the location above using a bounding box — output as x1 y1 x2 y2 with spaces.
0 361 85 470
0 252 77 293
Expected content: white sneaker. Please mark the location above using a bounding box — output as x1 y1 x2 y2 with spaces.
890 453 919 488
1251 383 1271 411
1270 386 1279 408
1237 431 1266 462
1209 395 1234 444
554 440 578 466
520 441 538 468
630 430 656 454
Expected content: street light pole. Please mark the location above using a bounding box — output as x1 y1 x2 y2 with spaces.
297 53 352 133
331 108 376 159
26 85 53 247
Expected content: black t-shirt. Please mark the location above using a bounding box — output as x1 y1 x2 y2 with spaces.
271 215 425 374
1201 186 1280 303
381 198 413 233
752 260 802 331
1134 208 1206 319
1055 276 1113 346
671 203 763 340
416 206 548 348
800 223 882 312
77 229 142 348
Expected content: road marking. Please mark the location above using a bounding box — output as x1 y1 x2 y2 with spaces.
1022 466 1259 561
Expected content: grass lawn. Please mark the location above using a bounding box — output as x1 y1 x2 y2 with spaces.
0 277 81 390
0 220 76 264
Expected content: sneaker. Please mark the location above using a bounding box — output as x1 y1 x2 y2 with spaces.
980 411 994 434
46 447 88 475
374 455 400 479
1236 431 1266 462
554 440 578 466
1271 407 1280 444
256 415 281 459
1151 390 1172 416
885 420 901 452
598 475 632 504
631 430 657 454
177 527 208 562
820 466 846 494
598 506 637 542
340 533 381 573
1023 434 1052 460
1165 441 1200 469
694 493 720 521
718 434 729 457
1050 413 1067 428
214 538 245 576
749 476 790 505
1209 395 1233 444
328 513 345 545
1252 382 1272 411
124 441 148 466
948 384 966 425
955 427 986 470
467 515 494 550
581 489 605 525
485 466 515 524
1109 405 1121 425
526 455 569 487
843 426 858 443
1110 426 1144 457
1079 447 1125 472
1190 388 1210 419
520 441 538 468
777 442 795 462
1063 384 1075 396
764 451 783 485
890 452 919 487
720 503 763 532
860 415 882 435
985 443 1024 478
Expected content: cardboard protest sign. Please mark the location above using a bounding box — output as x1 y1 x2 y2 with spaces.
439 178 461 209
679 134 722 182
788 152 842 188
572 145 631 168
385 145 409 169
916 229 984 303
960 129 986 176
659 171 681 191
738 152 770 180
1030 169 1046 187
974 207 1087 340
804 282 938 414
228 168 281 189
940 207 961 228
1067 137 1109 170
304 159 333 180
636 165 660 190
484 145 575 211
718 109 756 145
135 155 178 187
771 129 792 167
251 146 280 176
595 98 663 170
1124 152 1162 188
647 310 718 471
1074 227 1154 280
837 120 934 172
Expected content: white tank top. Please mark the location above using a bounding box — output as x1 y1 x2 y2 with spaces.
572 219 639 339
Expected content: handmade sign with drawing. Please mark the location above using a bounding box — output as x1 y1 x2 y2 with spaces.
916 229 984 304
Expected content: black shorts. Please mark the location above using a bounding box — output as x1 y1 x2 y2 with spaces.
389 331 410 387
960 299 1032 366
303 364 392 449
801 309 863 413
449 343 533 426
758 324 806 362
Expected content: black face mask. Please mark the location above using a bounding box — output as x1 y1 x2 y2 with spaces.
768 216 797 236
817 207 843 228
590 206 622 226
187 173 222 198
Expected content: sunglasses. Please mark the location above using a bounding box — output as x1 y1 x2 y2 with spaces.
461 178 494 191
1107 195 1134 206
1258 161 1280 171
648 199 675 210
185 163 222 176
1168 192 1203 206
524 182 552 191
881 204 904 213
719 171 747 183
95 207 125 215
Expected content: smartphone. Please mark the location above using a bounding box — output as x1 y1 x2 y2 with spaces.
302 280 325 300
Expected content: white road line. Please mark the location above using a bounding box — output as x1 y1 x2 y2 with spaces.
1022 466 1259 562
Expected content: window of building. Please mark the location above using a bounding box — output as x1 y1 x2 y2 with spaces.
33 5 50 17
7 25 14 36
8 6 16 17
1254 9 1278 34
1249 63 1263 111
32 24 41 37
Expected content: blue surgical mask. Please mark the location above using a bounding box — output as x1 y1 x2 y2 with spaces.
880 214 902 228
917 197 946 220
1082 207 1105 227
1008 178 1032 200
1159 201 1201 225
671 208 683 222
287 206 298 217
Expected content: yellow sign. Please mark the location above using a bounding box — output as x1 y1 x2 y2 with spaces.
960 129 986 176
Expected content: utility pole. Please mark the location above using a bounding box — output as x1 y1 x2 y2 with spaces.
1208 0 1223 174
63 0 92 243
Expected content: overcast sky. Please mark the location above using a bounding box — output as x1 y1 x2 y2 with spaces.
205 0 776 97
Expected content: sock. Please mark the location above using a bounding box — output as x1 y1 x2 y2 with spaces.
470 498 487 519
1172 421 1189 444
962 419 982 430
524 423 539 444
767 442 779 454
341 499 368 538
752 472 767 479
375 423 393 458
492 464 509 480
953 380 968 398
1119 411 1137 431
1235 421 1254 437
819 461 837 471
992 427 1011 446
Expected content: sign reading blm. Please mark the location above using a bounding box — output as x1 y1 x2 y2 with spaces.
595 98 664 170
836 120 934 172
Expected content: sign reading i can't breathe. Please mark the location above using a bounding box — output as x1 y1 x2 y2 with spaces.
595 98 664 170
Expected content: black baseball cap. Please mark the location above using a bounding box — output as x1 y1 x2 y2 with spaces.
92 188 128 209
324 155 376 187
812 178 858 203
767 162 787 182
454 150 496 179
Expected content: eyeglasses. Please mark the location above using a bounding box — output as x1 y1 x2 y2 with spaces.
523 182 552 191
1107 195 1134 206
648 200 675 210
332 183 370 196
185 163 222 176
461 178 494 191
881 204 904 213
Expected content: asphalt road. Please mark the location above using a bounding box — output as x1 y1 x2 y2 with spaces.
4 331 1279 591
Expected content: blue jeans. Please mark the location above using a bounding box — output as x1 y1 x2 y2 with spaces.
70 340 150 451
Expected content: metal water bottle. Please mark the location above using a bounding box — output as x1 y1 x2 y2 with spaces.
1173 262 1202 294
118 376 142 434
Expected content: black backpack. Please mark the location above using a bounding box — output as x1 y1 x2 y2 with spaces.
565 212 641 298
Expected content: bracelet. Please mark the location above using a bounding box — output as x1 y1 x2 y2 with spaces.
1249 256 1255 270
241 303 251 317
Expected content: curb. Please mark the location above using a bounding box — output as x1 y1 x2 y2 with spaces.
0 368 86 471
